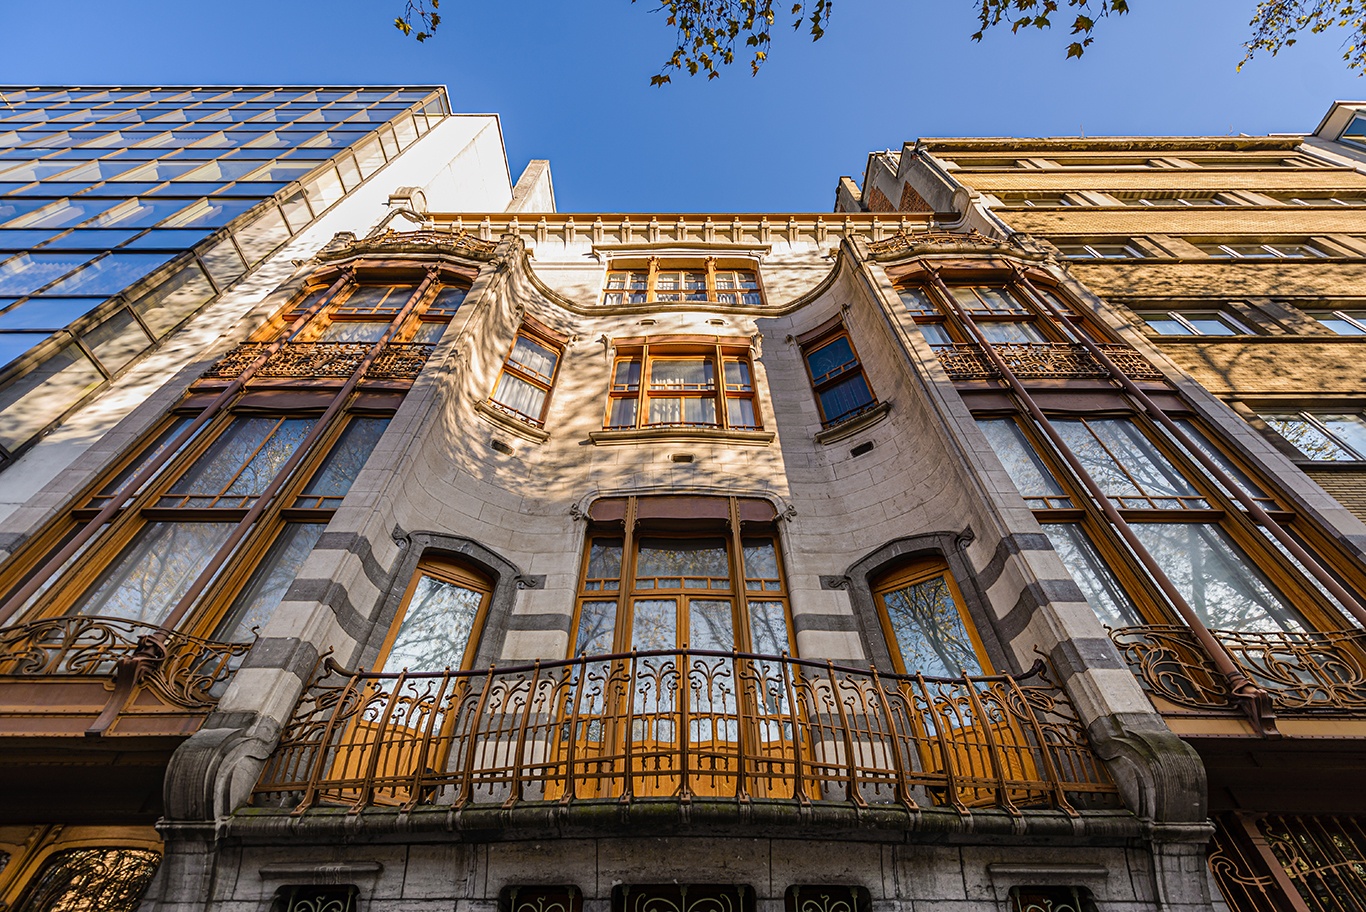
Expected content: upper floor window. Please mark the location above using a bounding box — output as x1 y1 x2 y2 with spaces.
1120 194 1234 207
1259 410 1366 462
1338 113 1366 151
1055 242 1145 259
800 325 877 427
1195 241 1326 259
1140 310 1253 336
605 338 759 432
488 319 565 428
1313 310 1366 336
279 277 464 347
1275 194 1366 207
995 192 1083 208
603 260 762 307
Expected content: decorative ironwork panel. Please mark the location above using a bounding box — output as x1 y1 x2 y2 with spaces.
501 885 583 912
1110 625 1366 713
10 847 160 912
935 342 1164 383
613 884 755 912
1261 814 1366 912
203 343 270 380
784 885 871 912
272 885 359 912
1008 886 1092 912
251 650 1118 815
368 342 436 380
0 616 250 708
316 228 498 262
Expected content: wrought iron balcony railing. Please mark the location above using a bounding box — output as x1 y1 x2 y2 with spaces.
252 649 1119 816
202 341 437 383
0 615 249 709
934 343 1165 382
1109 625 1366 713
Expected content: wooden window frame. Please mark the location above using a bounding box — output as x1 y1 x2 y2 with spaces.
872 558 993 676
487 319 566 428
602 258 764 308
798 322 878 428
603 337 760 433
262 279 465 345
372 558 493 673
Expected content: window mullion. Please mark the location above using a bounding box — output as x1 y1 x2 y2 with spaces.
638 343 650 429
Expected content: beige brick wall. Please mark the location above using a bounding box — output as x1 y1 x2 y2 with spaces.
1003 208 1366 235
960 170 1366 193
1156 340 1366 395
1067 260 1366 299
1305 469 1366 524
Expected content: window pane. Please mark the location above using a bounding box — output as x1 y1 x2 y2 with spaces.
648 396 717 426
385 574 484 670
689 599 734 651
881 573 983 677
805 337 856 382
608 397 637 428
509 335 557 381
42 252 175 296
298 416 390 504
491 372 547 420
1053 418 1202 507
976 418 1067 504
749 600 791 655
72 521 235 624
631 598 677 651
898 287 937 315
650 358 713 390
1261 414 1358 461
316 320 388 342
1043 524 1144 627
1184 316 1240 336
1170 419 1267 502
93 416 197 503
917 323 953 346
1317 415 1366 459
723 360 751 391
574 600 617 655
613 359 641 390
742 540 780 584
1130 523 1306 632
1144 317 1191 336
817 373 874 424
727 398 757 429
168 416 316 506
1318 315 1366 336
215 522 327 641
584 539 623 588
637 538 729 582
977 321 1046 344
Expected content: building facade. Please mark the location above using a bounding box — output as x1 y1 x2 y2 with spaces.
0 91 1364 912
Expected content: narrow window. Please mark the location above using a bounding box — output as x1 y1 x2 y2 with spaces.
801 330 877 427
489 325 563 427
377 560 492 671
874 560 988 677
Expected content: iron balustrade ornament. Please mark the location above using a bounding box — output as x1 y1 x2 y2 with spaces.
0 616 251 709
1109 625 1366 712
252 649 1118 816
8 847 161 912
203 341 437 383
934 343 1164 383
867 230 1027 260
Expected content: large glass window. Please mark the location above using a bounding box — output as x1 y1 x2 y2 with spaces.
605 342 759 432
377 561 491 671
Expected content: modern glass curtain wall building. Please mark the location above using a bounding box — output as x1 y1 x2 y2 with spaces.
0 85 450 465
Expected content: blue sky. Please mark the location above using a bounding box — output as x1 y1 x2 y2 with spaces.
3 0 1362 211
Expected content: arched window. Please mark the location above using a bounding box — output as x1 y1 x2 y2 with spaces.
374 559 492 672
873 559 990 677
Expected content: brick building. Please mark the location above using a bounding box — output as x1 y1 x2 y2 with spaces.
0 90 1364 912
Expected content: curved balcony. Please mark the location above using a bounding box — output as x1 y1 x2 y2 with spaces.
1109 624 1366 714
934 342 1165 382
252 649 1119 817
0 615 250 736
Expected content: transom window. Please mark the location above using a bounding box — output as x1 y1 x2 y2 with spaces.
603 260 762 307
605 338 759 432
1259 410 1366 462
1195 241 1326 259
800 326 877 427
1140 310 1252 336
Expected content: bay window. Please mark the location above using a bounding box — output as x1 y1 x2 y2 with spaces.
604 338 759 432
602 260 762 307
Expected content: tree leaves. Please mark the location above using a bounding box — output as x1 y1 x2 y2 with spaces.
388 0 1366 83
